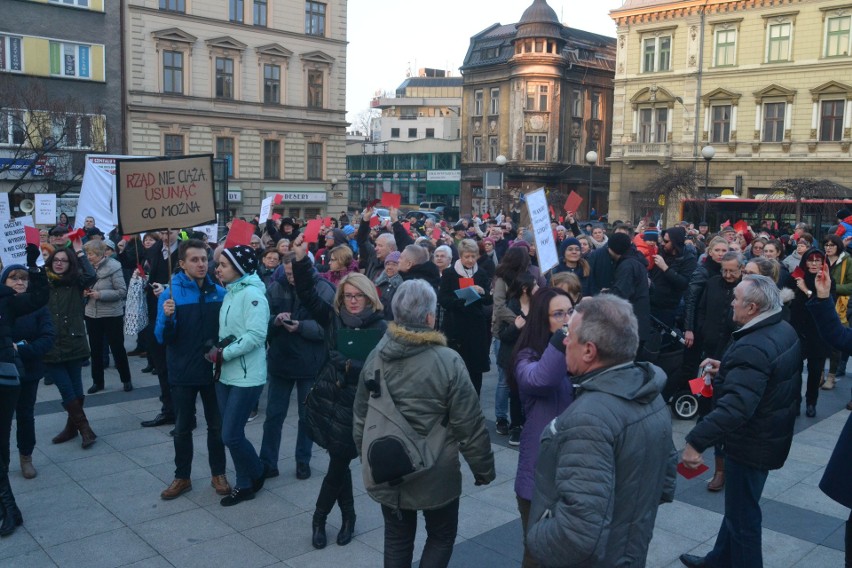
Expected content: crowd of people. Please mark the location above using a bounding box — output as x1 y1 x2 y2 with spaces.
2 205 852 568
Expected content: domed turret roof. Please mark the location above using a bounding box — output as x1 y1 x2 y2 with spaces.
516 0 562 41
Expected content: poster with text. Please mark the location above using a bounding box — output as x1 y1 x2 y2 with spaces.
258 196 274 224
0 217 28 268
116 154 216 234
525 188 559 273
35 194 57 225
193 224 219 244
0 193 10 221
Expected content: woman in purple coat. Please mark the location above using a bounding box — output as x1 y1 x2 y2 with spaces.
509 287 574 568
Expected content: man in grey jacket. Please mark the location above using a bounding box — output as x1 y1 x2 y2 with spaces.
527 294 677 567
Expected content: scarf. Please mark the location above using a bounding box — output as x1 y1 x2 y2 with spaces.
340 305 375 328
453 259 478 278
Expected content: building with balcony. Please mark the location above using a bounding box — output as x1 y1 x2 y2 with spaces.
459 0 616 219
608 0 852 226
125 0 348 220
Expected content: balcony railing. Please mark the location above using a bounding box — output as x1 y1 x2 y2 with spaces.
623 142 672 158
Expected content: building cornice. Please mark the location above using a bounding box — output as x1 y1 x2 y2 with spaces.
611 0 810 26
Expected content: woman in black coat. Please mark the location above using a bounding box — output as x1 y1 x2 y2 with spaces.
439 238 493 396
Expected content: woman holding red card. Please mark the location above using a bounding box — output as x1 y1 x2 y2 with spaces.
438 238 492 396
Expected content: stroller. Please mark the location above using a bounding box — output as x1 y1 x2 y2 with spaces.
642 316 699 420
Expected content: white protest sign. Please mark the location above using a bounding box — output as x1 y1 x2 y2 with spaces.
0 217 28 268
0 193 10 221
35 194 57 225
258 196 274 224
525 187 559 273
193 224 219 244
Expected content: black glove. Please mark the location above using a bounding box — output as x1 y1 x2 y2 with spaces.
26 243 40 268
549 328 568 354
328 350 349 372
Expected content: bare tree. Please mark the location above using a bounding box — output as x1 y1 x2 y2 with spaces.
643 166 704 226
351 108 381 138
759 178 852 224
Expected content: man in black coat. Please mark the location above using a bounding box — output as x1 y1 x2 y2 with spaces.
650 226 697 327
680 275 801 568
607 232 651 354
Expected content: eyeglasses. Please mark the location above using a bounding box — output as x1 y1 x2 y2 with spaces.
549 309 572 320
722 269 741 275
344 293 366 302
824 243 837 247
52 258 70 264
806 258 823 264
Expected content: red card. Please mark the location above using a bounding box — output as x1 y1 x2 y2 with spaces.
548 205 555 219
24 225 40 246
677 462 709 479
322 217 333 228
369 215 380 228
271 213 281 221
381 192 401 208
688 377 705 396
224 218 255 248
402 221 411 233
367 198 380 208
559 216 564 223
302 219 322 244
459 277 474 289
122 235 132 242
273 194 283 205
564 191 583 214
791 267 805 280
721 219 731 228
733 220 749 234
432 227 442 240
701 384 714 398
483 213 490 220
65 228 86 240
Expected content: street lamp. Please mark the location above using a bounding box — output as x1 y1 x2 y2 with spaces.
495 154 507 214
585 150 597 219
701 145 715 223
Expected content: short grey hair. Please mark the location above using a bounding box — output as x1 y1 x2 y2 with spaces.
721 251 745 266
573 294 638 364
401 244 429 266
83 240 107 256
392 279 436 326
376 233 397 251
434 245 452 258
740 275 781 313
457 238 478 256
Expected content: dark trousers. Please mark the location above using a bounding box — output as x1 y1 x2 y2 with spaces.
381 498 459 568
15 380 39 456
509 389 524 429
150 340 173 417
469 372 482 397
44 360 85 404
0 384 20 470
259 373 314 469
705 457 769 568
316 453 353 515
803 356 827 406
171 384 226 480
516 496 540 568
85 316 131 386
216 382 264 489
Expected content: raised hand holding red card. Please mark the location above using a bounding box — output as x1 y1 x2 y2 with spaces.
381 192 401 208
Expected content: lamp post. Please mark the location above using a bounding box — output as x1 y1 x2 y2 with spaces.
585 150 597 219
701 145 715 223
495 154 507 215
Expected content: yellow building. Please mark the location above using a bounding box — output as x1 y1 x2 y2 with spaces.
609 0 852 227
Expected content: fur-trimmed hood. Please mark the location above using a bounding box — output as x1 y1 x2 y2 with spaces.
377 322 447 362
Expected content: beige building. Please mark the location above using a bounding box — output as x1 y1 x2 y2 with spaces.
608 0 852 226
125 0 348 220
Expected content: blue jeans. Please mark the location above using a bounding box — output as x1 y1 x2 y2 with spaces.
16 379 39 456
216 382 264 490
259 373 313 469
44 360 85 405
171 384 226 480
705 457 769 568
494 365 509 422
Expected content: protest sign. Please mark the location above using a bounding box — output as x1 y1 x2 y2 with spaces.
0 193 10 221
116 154 216 234
193 224 219 244
35 194 56 225
525 188 559 273
0 217 28 268
259 196 274 224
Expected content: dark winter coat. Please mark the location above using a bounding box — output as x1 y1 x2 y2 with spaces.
685 310 801 471
527 362 677 567
12 306 56 382
696 274 738 359
496 298 523 369
44 255 97 364
683 256 721 332
356 218 384 282
788 249 833 359
438 263 493 374
586 244 615 296
610 248 652 342
1 268 50 371
649 247 697 311
375 271 403 320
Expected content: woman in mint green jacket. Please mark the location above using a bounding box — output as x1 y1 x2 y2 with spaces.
212 245 269 506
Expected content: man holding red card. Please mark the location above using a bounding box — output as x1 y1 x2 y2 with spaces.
680 275 801 568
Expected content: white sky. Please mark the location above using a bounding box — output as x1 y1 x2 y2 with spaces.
345 0 625 125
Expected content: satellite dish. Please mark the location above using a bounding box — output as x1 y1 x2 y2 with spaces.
20 199 35 213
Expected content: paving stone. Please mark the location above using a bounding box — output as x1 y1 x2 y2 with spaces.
44 527 157 568
56 451 139 482
130 508 235 554
791 545 846 567
205 489 302 531
772 481 851 520
0 548 59 568
162 532 278 568
242 511 319 560
284 537 385 568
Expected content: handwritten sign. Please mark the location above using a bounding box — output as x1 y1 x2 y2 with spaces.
116 154 216 234
258 196 274 224
35 194 56 225
525 188 559 273
193 224 219 244
0 193 9 221
0 217 28 268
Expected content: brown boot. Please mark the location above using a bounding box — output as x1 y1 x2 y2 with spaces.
160 478 192 500
67 398 97 449
822 373 837 390
19 454 36 479
52 409 78 444
707 456 725 492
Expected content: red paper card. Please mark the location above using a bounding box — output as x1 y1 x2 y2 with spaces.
224 219 255 248
564 191 583 214
733 220 749 234
791 267 805 280
483 213 490 220
122 235 133 242
322 217 333 228
548 205 555 218
459 277 474 289
402 221 411 233
273 194 283 205
369 216 380 228
432 227 442 240
271 213 281 221
721 219 731 228
559 216 564 223
701 384 714 398
65 228 86 240
381 192 401 208
367 198 380 208
688 377 705 396
24 225 40 246
677 462 709 479
302 219 322 244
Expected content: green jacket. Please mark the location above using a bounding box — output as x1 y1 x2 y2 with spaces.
353 322 495 511
218 272 269 387
43 255 97 364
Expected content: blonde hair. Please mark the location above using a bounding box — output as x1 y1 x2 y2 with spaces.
329 244 353 267
551 272 582 301
334 272 383 313
83 240 107 256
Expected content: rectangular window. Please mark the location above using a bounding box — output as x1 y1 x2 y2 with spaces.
254 0 267 26
715 29 737 66
408 128 417 138
159 0 185 11
163 51 183 94
426 128 435 138
473 137 482 162
571 89 583 117
305 1 326 36
229 0 244 23
489 136 498 161
524 134 546 161
50 0 89 5
767 23 791 62
49 42 90 78
526 83 549 111
263 140 280 179
826 16 851 57
216 57 234 99
711 105 731 143
57 115 92 149
263 64 280 103
0 110 25 146
820 100 845 142
473 89 483 116
643 35 671 72
762 102 786 142
0 35 23 72
591 92 601 120
654 108 668 143
390 128 400 138
164 134 183 157
307 142 323 180
638 108 667 143
307 69 323 108
489 88 500 115
216 137 235 178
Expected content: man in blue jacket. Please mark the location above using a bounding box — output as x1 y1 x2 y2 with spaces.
155 239 231 500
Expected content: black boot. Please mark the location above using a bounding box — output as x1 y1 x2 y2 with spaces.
0 468 23 537
337 500 356 546
312 511 328 549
